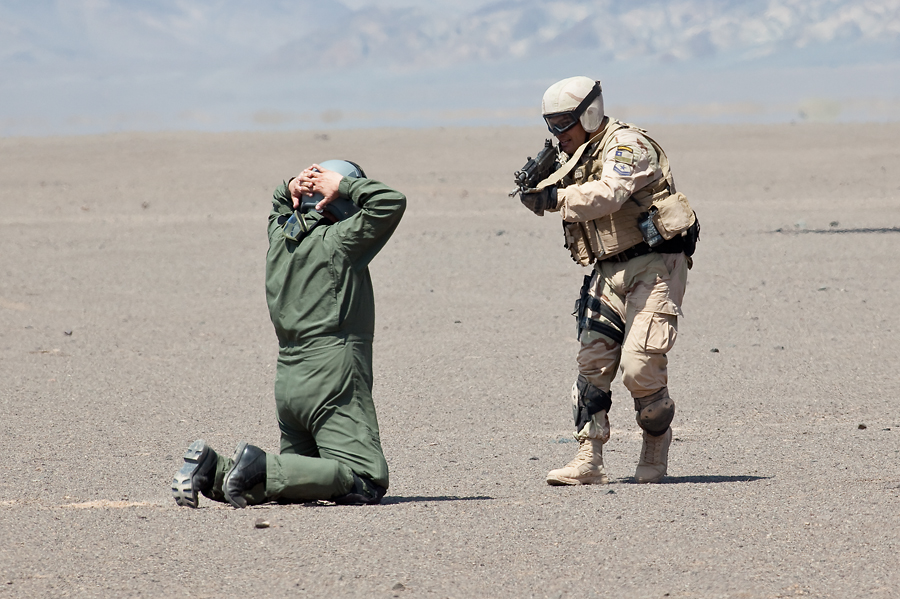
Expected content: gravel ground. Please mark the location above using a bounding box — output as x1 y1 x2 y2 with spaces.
1 124 898 598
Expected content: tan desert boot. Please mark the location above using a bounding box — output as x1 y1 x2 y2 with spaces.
546 438 609 485
634 427 672 483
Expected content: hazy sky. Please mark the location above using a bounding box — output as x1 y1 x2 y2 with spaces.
340 0 494 11
2 0 899 136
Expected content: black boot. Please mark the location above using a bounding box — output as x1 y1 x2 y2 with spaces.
172 439 218 508
223 442 267 508
334 473 386 505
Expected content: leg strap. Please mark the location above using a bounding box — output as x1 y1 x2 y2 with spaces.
582 296 625 345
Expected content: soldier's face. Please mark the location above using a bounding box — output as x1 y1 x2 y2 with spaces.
555 122 589 154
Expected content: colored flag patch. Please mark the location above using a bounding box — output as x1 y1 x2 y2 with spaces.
614 146 635 165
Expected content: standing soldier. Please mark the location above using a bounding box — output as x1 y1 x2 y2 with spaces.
518 76 699 485
172 159 406 507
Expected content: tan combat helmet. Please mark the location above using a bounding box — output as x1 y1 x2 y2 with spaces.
541 77 604 134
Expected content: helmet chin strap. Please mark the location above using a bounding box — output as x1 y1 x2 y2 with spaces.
572 81 602 119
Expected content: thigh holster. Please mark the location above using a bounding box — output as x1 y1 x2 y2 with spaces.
574 273 625 345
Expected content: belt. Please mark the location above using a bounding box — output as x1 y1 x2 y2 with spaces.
601 233 689 263
601 242 653 263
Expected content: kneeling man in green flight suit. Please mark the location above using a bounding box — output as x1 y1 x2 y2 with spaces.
172 159 406 507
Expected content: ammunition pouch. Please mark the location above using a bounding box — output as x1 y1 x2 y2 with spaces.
562 220 601 266
650 192 695 240
648 192 700 258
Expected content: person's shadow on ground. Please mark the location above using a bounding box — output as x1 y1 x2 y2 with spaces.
381 495 493 505
622 474 772 484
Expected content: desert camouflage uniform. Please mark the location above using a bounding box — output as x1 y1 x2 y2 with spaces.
547 119 690 478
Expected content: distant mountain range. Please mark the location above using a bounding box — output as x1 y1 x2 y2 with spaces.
267 0 900 70
2 0 899 135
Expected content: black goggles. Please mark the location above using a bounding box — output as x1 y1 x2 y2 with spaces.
543 81 602 135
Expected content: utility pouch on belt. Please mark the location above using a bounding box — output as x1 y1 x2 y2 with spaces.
573 274 592 339
650 192 696 240
562 221 604 266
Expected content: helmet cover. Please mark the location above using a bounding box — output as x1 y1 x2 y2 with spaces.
541 77 604 134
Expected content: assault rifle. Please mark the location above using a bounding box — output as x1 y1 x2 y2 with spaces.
509 139 558 198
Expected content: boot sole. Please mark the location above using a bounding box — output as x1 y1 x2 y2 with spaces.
223 441 249 509
546 474 609 486
634 470 666 484
171 439 209 508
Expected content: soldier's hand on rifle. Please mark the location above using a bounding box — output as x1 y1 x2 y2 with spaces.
520 186 558 216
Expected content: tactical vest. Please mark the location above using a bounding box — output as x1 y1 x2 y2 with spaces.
543 119 676 266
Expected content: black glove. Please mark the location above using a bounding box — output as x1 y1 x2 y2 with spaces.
520 186 558 216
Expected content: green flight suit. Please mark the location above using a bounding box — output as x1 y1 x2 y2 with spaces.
209 176 405 505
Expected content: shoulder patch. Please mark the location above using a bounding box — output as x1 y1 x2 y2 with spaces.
613 162 634 176
613 146 635 165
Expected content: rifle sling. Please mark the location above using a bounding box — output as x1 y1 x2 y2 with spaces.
535 123 625 190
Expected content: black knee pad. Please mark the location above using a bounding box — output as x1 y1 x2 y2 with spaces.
634 389 675 435
573 375 612 432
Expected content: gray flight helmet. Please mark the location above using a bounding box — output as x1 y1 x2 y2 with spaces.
299 159 366 221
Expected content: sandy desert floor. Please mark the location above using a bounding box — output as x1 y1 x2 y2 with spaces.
1 123 899 598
